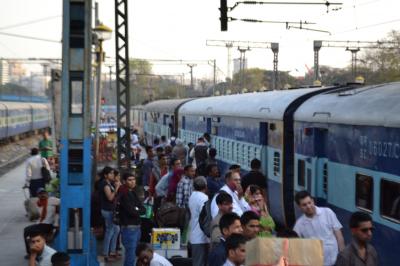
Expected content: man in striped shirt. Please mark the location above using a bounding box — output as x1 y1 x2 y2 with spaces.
176 165 195 208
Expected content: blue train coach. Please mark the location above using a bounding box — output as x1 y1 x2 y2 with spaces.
294 82 400 265
0 101 51 140
177 87 339 226
143 98 192 145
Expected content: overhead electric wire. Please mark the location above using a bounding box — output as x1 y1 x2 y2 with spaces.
0 32 61 43
230 1 343 11
0 15 61 31
332 18 400 36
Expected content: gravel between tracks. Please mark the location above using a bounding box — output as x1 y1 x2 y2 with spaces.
0 136 42 176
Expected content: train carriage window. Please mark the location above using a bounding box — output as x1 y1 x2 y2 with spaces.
355 174 373 211
211 126 218 135
323 163 328 195
298 159 306 187
273 152 280 176
381 179 400 222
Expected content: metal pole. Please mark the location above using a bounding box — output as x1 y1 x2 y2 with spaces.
115 0 131 170
271 43 279 90
187 64 196 90
347 48 360 80
95 2 100 25
108 65 112 91
313 41 322 82
94 40 103 165
213 59 216 95
226 42 233 81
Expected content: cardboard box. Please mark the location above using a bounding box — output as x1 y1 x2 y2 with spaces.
246 237 324 266
152 228 181 250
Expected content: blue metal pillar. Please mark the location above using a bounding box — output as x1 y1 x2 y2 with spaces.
57 0 98 264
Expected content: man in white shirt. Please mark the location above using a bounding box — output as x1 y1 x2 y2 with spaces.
136 242 172 266
293 191 345 266
26 148 50 197
189 176 209 266
28 231 56 266
211 171 250 218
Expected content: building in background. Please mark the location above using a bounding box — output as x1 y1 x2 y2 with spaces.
233 58 247 75
8 60 27 83
0 60 9 85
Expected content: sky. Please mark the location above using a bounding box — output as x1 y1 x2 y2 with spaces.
0 0 400 82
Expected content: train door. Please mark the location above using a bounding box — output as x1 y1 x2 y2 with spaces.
259 122 268 175
314 128 329 202
206 117 211 134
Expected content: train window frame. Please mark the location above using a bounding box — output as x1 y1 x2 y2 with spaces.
323 163 328 195
211 126 218 135
355 173 374 213
380 179 400 224
297 159 306 187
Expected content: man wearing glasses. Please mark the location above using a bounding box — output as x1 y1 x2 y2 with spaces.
336 212 378 266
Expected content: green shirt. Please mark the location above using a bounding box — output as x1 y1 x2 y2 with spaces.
39 139 53 158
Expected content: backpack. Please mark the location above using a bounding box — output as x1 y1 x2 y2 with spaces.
199 190 227 237
198 199 213 237
156 202 186 229
194 145 208 166
40 158 51 183
196 161 207 177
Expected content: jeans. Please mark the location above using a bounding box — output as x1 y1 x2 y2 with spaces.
101 209 120 256
191 243 209 266
121 226 141 266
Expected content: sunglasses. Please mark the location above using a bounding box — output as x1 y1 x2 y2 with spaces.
360 227 375 233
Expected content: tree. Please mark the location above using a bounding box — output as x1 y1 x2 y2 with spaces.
359 30 400 84
232 68 265 92
128 59 155 104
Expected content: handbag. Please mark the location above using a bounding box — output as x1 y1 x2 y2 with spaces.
41 159 52 183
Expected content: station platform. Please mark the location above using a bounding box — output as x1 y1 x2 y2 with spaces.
0 163 110 265
0 162 32 265
0 154 186 266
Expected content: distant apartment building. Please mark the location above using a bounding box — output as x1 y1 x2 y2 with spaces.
233 58 247 75
8 61 26 83
0 60 9 85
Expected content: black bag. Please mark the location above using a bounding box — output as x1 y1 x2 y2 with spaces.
194 145 208 166
198 190 226 237
41 166 51 184
156 202 186 229
198 199 213 237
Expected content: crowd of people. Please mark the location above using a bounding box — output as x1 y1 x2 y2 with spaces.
22 130 379 266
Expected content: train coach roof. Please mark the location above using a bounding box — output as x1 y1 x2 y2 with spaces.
179 88 322 120
144 98 192 114
294 82 400 127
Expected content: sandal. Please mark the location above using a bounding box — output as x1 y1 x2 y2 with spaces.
103 256 116 262
109 252 122 259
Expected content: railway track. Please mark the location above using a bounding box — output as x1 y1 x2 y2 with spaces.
0 135 41 176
